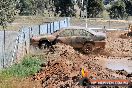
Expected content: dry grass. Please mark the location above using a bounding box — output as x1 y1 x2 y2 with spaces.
0 77 42 88
0 16 64 31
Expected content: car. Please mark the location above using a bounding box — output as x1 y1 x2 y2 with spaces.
30 26 106 54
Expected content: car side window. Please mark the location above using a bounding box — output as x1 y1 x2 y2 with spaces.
73 29 82 36
73 29 92 36
59 29 73 37
81 29 93 37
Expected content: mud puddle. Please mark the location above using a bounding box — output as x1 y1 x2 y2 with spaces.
99 57 132 73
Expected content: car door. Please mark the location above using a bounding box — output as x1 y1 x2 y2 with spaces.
71 29 93 48
57 29 73 45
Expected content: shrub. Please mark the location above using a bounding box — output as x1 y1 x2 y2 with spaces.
0 56 42 78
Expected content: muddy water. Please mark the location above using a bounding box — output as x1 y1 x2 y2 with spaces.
99 57 132 73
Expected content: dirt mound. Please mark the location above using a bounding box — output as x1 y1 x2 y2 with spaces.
106 31 132 57
33 44 82 88
30 30 132 87
32 44 127 88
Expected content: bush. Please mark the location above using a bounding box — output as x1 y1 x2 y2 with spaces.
0 56 42 78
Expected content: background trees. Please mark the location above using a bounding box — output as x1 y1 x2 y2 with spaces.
108 0 127 19
0 0 17 29
124 0 132 16
0 0 132 20
53 0 76 17
79 0 104 18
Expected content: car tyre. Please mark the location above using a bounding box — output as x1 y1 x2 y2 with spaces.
82 43 94 54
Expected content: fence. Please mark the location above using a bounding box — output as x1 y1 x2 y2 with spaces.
0 17 70 68
71 18 132 30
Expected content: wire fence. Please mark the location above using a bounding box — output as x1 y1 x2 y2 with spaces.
0 17 70 68
71 18 132 30
0 17 131 69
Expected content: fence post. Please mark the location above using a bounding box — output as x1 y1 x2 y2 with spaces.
31 27 33 37
39 25 41 35
66 18 69 27
59 21 60 29
16 36 19 60
109 19 110 29
25 41 27 54
47 24 48 34
29 28 31 54
23 32 25 56
50 23 51 33
53 22 54 32
3 29 5 68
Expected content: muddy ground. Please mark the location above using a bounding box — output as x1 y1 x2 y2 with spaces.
30 30 132 88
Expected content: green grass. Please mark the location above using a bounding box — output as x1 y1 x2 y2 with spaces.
0 55 44 88
0 55 42 78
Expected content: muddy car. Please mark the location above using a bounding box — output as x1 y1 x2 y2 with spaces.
30 26 106 53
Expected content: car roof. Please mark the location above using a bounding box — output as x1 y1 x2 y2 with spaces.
62 26 103 30
60 26 105 35
88 28 103 29
62 26 87 29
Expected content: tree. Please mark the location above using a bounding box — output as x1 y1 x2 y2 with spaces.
53 0 76 17
108 0 128 19
77 0 104 18
0 0 17 29
17 0 54 16
123 0 132 16
17 0 37 15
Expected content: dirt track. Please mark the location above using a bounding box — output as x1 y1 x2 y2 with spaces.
31 30 132 88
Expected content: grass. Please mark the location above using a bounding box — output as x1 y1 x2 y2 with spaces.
0 16 63 31
0 55 43 79
0 55 43 88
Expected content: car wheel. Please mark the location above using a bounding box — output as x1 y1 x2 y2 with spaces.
82 43 94 54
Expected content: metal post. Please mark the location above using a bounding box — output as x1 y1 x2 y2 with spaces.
86 0 88 28
109 19 110 29
66 18 68 27
29 28 31 54
3 29 5 68
39 25 41 35
53 22 54 32
50 23 51 33
47 24 48 34
59 21 61 29
31 27 33 37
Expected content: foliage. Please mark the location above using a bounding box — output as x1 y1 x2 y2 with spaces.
17 0 54 16
0 56 42 78
53 0 76 17
108 0 128 19
17 0 76 17
17 0 36 15
0 0 17 29
124 0 132 16
77 0 104 18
